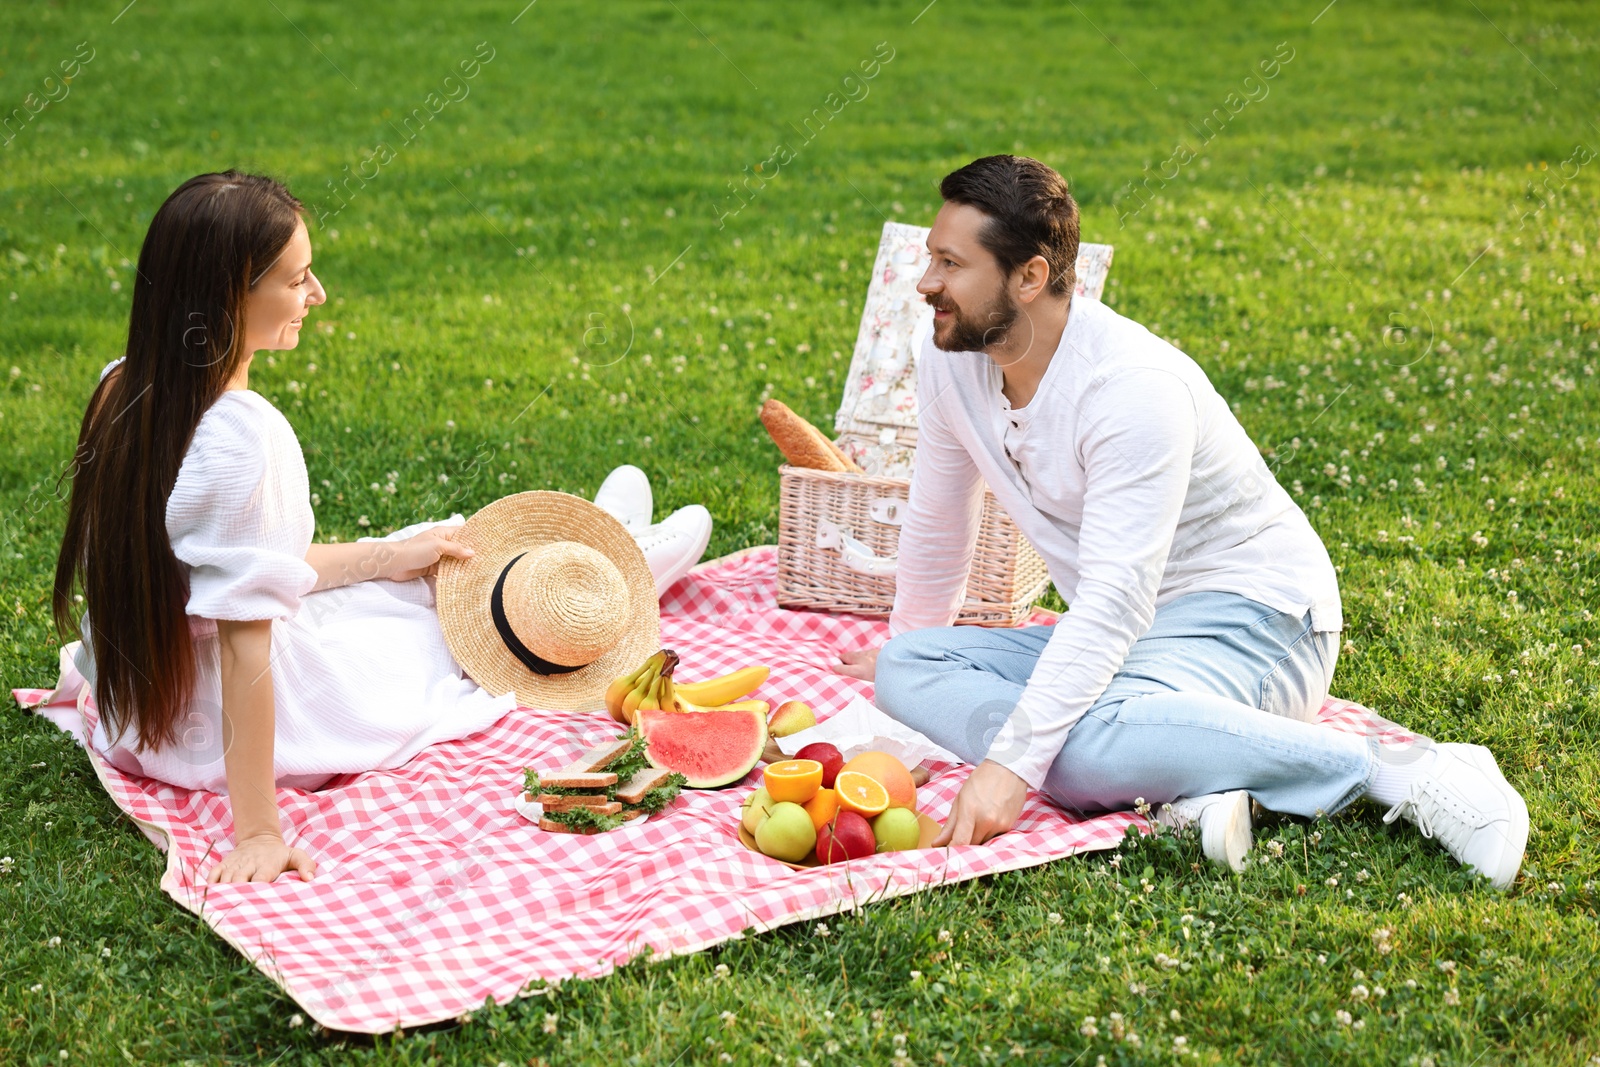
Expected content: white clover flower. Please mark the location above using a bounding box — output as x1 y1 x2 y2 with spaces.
1047 912 1064 925
288 1014 304 1028
714 963 730 979
1334 1010 1353 1026
815 922 830 937
1079 1017 1099 1038
543 1012 559 1034
937 929 952 943
1443 988 1461 1006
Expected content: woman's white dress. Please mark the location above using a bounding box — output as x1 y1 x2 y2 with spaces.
77 365 516 793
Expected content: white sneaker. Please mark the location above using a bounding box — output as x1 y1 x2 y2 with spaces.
1381 742 1528 891
594 465 653 532
1155 790 1252 873
634 504 712 596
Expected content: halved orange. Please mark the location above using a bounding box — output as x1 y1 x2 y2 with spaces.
803 787 841 832
764 759 824 804
833 770 890 817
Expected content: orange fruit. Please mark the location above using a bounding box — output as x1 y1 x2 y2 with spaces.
803 788 841 832
840 751 917 811
833 770 890 817
764 759 824 804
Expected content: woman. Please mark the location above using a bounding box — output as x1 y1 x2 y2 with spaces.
53 172 709 885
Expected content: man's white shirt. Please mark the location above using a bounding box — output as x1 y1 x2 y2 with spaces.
887 295 1342 789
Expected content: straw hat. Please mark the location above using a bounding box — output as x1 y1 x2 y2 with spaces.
436 491 660 711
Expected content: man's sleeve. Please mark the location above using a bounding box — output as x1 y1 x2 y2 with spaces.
985 367 1197 789
887 360 987 637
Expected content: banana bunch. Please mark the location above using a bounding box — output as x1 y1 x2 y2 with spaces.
605 651 771 725
605 649 678 725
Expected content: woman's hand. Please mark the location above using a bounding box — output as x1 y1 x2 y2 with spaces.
831 646 879 682
205 831 316 884
379 526 476 582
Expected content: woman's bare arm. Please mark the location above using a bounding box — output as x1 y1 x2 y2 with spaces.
304 527 475 592
208 619 315 884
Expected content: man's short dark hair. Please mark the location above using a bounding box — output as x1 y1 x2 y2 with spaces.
939 155 1080 297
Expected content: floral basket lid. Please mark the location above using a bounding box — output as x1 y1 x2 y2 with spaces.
835 221 1113 476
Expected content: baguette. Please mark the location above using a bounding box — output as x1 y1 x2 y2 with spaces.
759 399 861 473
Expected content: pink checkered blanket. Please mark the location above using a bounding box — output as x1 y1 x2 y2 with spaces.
13 546 1402 1033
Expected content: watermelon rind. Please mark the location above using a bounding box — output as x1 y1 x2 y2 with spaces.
638 707 768 789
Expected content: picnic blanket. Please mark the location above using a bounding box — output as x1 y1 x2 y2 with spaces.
13 545 1406 1034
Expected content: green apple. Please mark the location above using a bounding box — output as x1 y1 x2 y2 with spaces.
872 807 921 853
754 801 817 863
740 785 776 835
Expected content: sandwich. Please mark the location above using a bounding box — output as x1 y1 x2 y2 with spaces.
523 728 686 834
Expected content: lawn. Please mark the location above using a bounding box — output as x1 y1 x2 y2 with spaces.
2 0 1598 1062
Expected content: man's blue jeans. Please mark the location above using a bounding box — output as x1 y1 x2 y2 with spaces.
875 591 1376 818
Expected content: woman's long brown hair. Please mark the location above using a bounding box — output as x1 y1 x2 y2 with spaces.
53 172 304 751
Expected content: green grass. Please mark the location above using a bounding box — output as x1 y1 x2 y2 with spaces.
3 0 1599 1062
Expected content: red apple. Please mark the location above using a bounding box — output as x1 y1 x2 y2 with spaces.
795 742 845 788
816 810 876 864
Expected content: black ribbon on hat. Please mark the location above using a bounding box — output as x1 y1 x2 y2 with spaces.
489 553 590 676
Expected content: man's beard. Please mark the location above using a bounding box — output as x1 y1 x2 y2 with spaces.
927 286 1021 353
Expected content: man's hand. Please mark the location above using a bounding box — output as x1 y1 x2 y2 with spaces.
382 526 476 582
831 647 879 682
932 759 1029 847
206 831 316 884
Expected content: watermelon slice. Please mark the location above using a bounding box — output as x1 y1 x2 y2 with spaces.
637 706 768 789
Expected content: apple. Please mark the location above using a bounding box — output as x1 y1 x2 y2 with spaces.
755 801 817 863
816 810 876 864
795 741 845 788
872 807 921 853
740 785 776 834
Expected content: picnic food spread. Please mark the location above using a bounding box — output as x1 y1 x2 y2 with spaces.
553 650 940 858
523 729 686 834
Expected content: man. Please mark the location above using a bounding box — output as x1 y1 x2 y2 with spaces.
833 155 1527 888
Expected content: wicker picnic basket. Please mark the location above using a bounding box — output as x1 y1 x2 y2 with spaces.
775 222 1114 625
